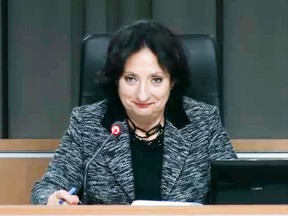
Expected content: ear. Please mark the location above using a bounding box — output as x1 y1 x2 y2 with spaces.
170 81 175 90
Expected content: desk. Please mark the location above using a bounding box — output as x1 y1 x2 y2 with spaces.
1 139 288 205
0 205 288 215
0 139 58 205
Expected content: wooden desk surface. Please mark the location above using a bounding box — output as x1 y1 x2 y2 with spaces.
1 205 288 215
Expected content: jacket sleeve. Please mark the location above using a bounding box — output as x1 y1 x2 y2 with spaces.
208 106 237 160
30 107 85 204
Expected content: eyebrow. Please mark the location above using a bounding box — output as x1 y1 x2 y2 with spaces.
123 71 166 75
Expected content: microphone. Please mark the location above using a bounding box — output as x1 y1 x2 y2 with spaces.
82 121 124 204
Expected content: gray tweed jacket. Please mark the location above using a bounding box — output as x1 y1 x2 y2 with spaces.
30 97 237 205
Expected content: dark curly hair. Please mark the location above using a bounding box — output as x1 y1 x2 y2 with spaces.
100 20 191 116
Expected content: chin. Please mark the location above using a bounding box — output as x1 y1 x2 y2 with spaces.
132 109 153 117
135 110 152 116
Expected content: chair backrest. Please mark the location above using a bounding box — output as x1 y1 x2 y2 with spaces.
79 34 222 112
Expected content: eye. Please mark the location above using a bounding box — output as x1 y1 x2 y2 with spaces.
151 77 163 84
124 76 137 83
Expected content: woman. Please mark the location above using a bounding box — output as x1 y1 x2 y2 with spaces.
30 20 237 205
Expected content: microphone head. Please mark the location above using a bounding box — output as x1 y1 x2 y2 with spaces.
111 121 124 135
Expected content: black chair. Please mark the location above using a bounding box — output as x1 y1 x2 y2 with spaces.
79 34 222 114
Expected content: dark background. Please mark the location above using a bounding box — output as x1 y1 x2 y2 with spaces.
1 0 287 139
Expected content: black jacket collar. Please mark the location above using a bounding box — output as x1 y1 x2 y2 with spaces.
101 97 190 131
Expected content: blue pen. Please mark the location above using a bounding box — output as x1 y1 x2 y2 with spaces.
58 187 77 205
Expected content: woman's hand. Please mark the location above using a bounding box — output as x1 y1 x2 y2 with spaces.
47 190 80 205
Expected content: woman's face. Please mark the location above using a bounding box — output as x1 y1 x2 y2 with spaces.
118 47 173 122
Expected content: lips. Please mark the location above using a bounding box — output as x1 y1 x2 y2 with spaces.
134 102 152 108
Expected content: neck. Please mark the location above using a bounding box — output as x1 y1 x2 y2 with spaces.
128 116 164 141
127 114 164 131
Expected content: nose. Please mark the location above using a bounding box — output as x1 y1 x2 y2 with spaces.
136 82 150 102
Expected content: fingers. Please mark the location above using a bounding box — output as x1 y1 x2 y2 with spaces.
47 190 80 206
